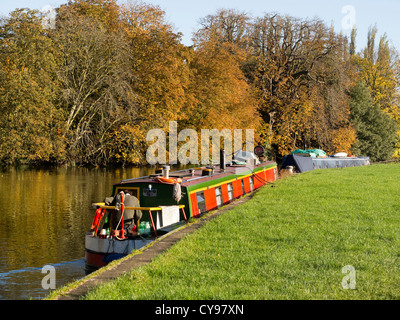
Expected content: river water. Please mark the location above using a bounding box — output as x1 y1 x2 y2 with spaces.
0 166 156 300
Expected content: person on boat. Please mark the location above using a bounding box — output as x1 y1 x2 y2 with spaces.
104 192 142 237
122 193 142 235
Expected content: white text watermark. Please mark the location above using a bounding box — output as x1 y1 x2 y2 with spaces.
41 5 56 30
341 5 356 30
341 265 356 290
146 121 255 165
41 265 56 290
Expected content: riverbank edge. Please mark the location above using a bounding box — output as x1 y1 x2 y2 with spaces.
47 189 260 300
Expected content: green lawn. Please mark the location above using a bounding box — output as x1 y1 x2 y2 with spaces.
84 163 400 300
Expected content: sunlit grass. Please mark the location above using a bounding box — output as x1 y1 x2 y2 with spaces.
84 163 400 300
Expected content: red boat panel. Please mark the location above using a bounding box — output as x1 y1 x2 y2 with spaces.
190 192 199 217
253 172 265 189
266 168 275 182
221 183 229 204
232 179 243 198
243 176 251 193
204 187 218 211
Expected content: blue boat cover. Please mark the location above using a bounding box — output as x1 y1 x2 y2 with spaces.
281 154 314 173
281 155 370 173
312 157 370 169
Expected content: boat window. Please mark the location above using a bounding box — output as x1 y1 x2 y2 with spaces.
227 183 234 201
249 176 254 191
114 187 139 200
215 187 222 207
143 188 157 197
241 179 245 195
196 191 207 214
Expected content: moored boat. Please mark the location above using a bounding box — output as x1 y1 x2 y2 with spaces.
85 151 277 273
281 151 370 173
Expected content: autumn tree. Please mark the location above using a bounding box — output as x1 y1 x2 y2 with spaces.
0 9 65 164
54 0 139 165
356 26 399 114
187 9 262 159
118 1 194 164
196 8 250 52
190 13 260 129
243 14 355 156
354 25 400 156
60 0 120 30
120 1 192 126
349 26 357 56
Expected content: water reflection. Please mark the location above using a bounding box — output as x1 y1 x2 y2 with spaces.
0 166 155 300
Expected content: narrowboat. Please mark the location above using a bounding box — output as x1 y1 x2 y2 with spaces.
85 151 277 273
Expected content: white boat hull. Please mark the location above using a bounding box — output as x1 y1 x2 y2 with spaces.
84 233 154 273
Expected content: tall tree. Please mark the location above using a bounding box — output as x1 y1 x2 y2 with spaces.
355 29 400 117
353 25 400 156
55 2 136 165
189 9 262 155
118 1 194 164
0 9 64 164
188 37 260 132
120 1 192 127
350 82 398 161
195 8 250 51
349 26 357 56
244 14 354 156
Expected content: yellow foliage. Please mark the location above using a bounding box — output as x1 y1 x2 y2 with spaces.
329 127 357 155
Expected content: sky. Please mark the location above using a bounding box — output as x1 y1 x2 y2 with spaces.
1 0 399 51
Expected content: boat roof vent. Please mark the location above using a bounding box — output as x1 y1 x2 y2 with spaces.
233 150 260 165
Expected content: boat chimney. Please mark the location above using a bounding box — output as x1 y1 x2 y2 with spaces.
162 165 170 179
220 149 226 172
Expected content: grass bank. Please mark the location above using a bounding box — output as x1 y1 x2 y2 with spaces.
84 163 400 300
